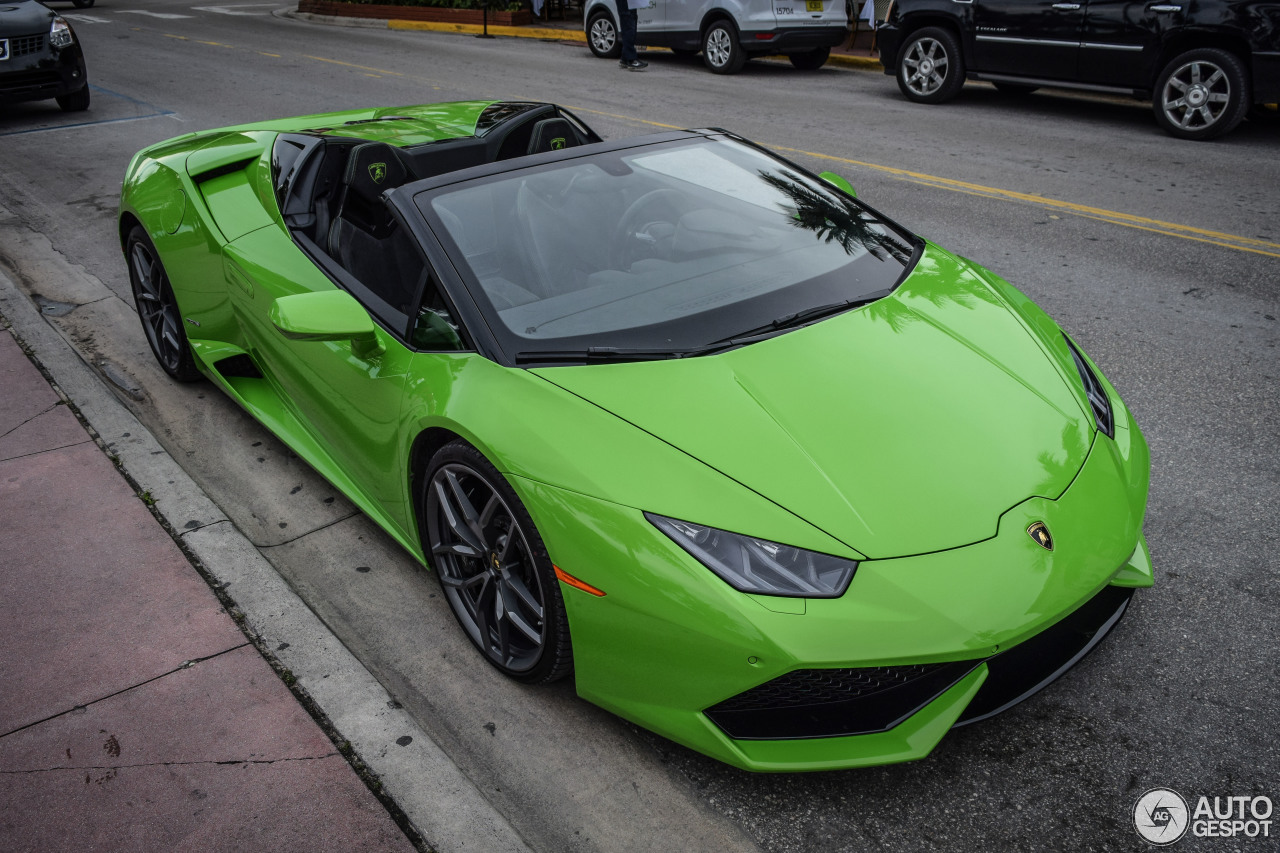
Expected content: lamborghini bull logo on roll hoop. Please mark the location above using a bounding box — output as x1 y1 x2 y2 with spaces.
1027 521 1053 551
369 162 388 184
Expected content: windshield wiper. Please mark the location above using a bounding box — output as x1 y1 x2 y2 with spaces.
515 347 690 365
712 288 895 345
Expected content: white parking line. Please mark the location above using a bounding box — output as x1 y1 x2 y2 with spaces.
191 4 277 13
63 13 112 23
117 9 195 18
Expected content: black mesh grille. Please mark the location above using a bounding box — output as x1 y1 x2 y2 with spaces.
712 664 943 712
705 660 980 740
11 35 45 57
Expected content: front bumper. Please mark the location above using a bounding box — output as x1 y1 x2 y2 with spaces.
0 41 87 104
520 379 1149 771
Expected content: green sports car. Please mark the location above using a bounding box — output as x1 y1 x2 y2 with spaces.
118 100 1152 772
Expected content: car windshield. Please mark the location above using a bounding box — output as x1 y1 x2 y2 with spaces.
416 136 919 360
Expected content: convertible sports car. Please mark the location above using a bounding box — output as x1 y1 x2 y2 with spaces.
118 101 1152 772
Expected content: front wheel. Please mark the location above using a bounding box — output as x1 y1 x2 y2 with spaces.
703 21 745 74
896 27 965 104
423 441 573 685
56 86 90 112
1153 48 1249 140
126 226 201 382
587 12 621 59
789 47 830 71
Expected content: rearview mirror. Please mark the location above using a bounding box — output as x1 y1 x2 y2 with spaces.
819 171 857 198
270 290 384 358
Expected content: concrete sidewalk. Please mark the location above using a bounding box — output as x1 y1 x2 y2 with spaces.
0 325 417 852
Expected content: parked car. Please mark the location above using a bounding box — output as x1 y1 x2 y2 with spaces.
875 0 1280 139
119 99 1152 772
0 0 89 112
584 0 848 73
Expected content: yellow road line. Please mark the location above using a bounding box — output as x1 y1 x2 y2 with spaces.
300 55 405 76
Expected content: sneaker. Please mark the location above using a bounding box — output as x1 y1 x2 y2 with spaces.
619 59 648 71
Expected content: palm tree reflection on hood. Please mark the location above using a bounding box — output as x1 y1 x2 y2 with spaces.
759 170 914 264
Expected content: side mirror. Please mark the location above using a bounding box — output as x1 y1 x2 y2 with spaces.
819 171 857 198
270 290 384 358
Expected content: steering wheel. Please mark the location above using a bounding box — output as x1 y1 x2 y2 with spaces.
612 189 688 269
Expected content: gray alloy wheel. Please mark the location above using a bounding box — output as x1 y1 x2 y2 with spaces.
703 21 745 74
896 26 965 104
424 441 572 684
588 12 621 59
1154 48 1249 140
126 226 200 382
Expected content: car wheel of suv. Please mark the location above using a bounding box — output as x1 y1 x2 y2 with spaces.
789 47 830 70
56 86 91 112
897 27 965 104
588 12 621 59
703 21 746 74
1154 48 1249 140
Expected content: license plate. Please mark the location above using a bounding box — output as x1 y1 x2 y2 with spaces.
805 0 823 10
0 40 9 62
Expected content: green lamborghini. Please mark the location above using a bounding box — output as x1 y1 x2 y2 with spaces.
118 100 1152 772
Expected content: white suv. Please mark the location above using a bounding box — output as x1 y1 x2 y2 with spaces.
584 0 849 74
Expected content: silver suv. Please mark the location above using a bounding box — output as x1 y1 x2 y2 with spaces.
584 0 849 74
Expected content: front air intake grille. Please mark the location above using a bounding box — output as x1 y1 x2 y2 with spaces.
705 661 980 740
11 35 45 57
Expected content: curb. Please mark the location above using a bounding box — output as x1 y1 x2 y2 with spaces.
286 8 884 70
0 269 533 853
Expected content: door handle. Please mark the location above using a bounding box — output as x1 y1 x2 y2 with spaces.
1147 3 1181 10
1051 3 1081 8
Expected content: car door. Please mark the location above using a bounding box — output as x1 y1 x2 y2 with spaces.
221 218 420 525
635 0 664 36
1077 0 1170 87
969 0 1085 80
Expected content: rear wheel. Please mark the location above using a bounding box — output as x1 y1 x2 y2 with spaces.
423 441 573 685
703 20 745 74
587 12 621 59
56 86 90 112
896 26 965 104
126 226 201 382
1153 48 1249 140
789 47 830 71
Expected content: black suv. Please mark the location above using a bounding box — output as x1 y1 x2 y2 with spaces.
876 0 1280 139
0 0 90 113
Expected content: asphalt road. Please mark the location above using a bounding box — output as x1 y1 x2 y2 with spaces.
1 3 1277 851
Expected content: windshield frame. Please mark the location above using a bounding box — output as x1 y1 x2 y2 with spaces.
395 131 924 368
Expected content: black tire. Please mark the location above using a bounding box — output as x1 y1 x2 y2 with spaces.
1153 48 1249 140
125 226 201 382
702 20 745 74
789 47 830 71
896 26 965 104
587 11 621 59
423 440 573 685
71 0 94 6
56 86 90 112
993 81 1038 96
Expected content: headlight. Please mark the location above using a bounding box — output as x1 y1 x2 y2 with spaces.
1064 335 1114 438
646 513 857 598
50 17 74 48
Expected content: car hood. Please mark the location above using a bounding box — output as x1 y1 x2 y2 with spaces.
532 246 1094 559
0 1 54 35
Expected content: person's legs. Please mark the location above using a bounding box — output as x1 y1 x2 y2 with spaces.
614 0 638 64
